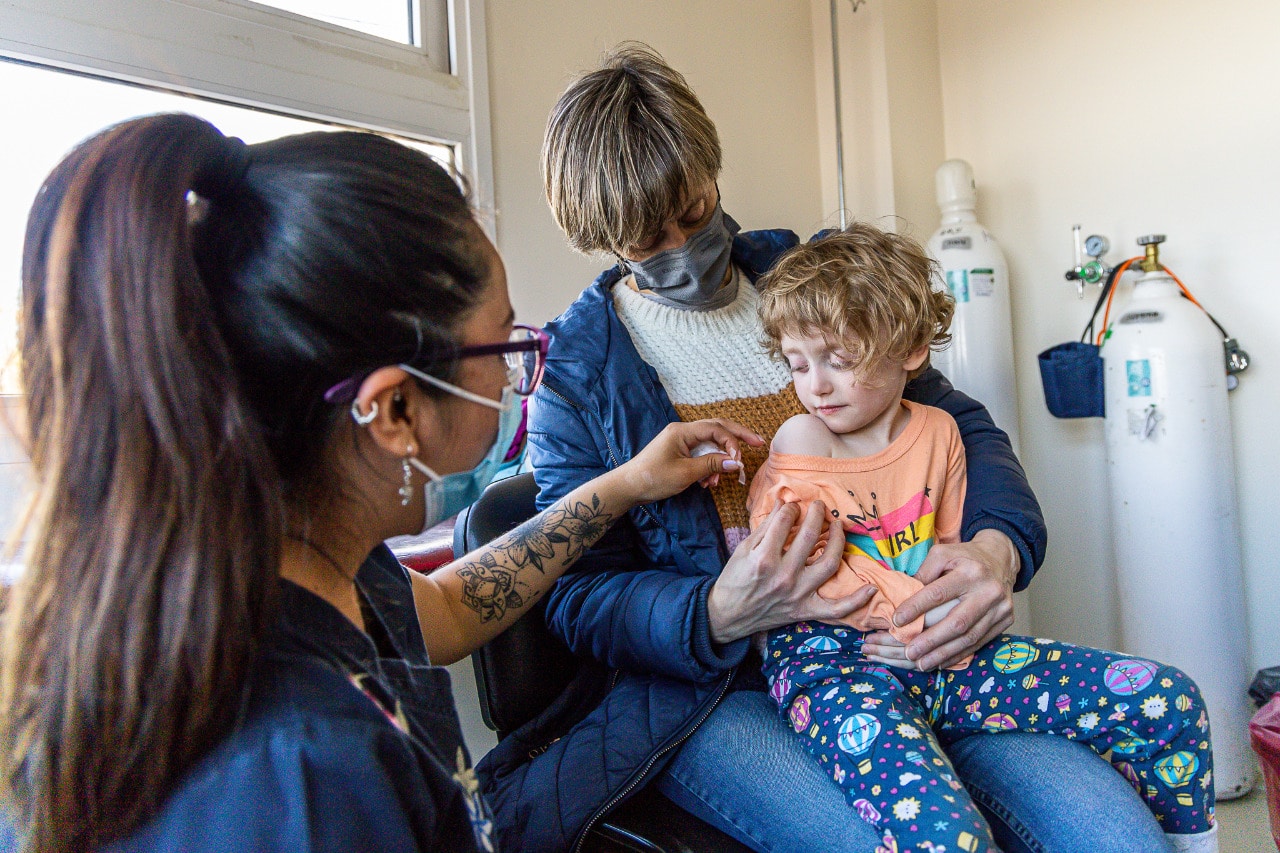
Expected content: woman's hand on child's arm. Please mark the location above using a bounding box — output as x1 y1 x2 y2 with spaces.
706 500 878 644
875 528 1019 670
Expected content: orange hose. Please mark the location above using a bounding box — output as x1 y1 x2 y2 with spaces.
1096 257 1139 345
1164 266 1205 310
1097 258 1206 346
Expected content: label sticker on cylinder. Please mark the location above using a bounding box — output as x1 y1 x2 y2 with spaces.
970 269 995 297
946 270 970 303
1119 310 1162 325
941 236 972 250
1126 359 1152 397
1126 404 1163 440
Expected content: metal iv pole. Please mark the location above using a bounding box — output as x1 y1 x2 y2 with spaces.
830 0 864 229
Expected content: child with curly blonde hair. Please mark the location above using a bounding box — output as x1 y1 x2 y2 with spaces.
750 223 1217 853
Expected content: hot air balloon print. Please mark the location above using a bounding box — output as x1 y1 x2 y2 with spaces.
1153 751 1199 789
1115 761 1142 793
993 640 1061 673
1103 659 1158 696
789 694 812 732
1110 727 1151 758
837 713 882 756
801 635 841 654
768 668 792 704
981 713 1018 732
852 799 881 824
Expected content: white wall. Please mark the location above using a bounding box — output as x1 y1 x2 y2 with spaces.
484 0 826 326
931 0 1279 671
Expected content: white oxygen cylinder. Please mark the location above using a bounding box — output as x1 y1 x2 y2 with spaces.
1102 239 1254 799
927 160 1020 452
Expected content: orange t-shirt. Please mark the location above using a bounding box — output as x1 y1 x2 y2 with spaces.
747 400 966 649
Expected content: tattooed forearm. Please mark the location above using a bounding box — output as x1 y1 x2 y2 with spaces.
457 492 620 622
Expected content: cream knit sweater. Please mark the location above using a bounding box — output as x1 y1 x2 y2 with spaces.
613 269 804 548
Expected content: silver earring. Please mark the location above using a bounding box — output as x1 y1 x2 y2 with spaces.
351 400 378 426
399 446 415 506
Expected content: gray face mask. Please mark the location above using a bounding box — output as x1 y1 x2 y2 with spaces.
625 203 741 311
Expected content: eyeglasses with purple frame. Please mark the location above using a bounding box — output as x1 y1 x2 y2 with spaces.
323 324 549 405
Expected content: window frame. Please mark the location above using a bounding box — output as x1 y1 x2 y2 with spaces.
0 0 495 233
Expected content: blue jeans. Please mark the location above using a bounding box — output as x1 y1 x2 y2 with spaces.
655 690 1175 853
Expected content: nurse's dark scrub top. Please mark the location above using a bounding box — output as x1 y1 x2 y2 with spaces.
101 545 495 852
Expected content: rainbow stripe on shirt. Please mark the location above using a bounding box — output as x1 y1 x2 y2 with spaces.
843 489 936 577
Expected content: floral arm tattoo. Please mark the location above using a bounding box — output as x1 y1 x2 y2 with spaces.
455 493 618 623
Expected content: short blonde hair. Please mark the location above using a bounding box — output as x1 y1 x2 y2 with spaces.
758 223 954 381
542 42 722 257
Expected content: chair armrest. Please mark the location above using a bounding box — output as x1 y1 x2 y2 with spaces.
389 518 456 574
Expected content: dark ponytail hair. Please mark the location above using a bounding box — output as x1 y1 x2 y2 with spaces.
0 114 486 852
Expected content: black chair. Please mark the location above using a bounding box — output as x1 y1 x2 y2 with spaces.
455 472 753 853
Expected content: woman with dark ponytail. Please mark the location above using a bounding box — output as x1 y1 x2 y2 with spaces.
0 113 757 853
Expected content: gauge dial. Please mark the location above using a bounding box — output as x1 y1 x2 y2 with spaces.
1084 234 1109 257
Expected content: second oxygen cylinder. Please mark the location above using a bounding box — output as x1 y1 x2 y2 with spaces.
1102 244 1254 800
928 160 1020 452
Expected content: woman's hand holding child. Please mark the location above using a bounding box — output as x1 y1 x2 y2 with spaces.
861 530 1018 671
707 500 878 645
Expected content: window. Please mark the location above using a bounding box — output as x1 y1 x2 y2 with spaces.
0 0 493 392
0 1 490 204
251 0 424 46
0 60 457 394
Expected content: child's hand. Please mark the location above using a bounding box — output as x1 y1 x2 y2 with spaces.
860 633 920 671
619 419 763 503
861 602 954 671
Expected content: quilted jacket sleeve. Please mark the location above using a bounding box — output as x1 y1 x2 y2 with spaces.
904 367 1047 591
527 387 748 682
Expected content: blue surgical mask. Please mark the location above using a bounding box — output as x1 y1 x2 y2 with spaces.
400 366 526 530
626 203 741 311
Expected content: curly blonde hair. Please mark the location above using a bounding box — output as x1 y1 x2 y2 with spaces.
758 222 954 381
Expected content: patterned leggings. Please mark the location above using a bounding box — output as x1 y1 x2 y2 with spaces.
763 623 1214 853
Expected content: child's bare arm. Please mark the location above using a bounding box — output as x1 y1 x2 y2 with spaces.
770 413 835 456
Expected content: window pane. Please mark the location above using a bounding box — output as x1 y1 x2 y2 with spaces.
0 59 456 394
248 0 419 45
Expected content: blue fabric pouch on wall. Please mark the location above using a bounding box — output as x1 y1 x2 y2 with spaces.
1038 341 1104 418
